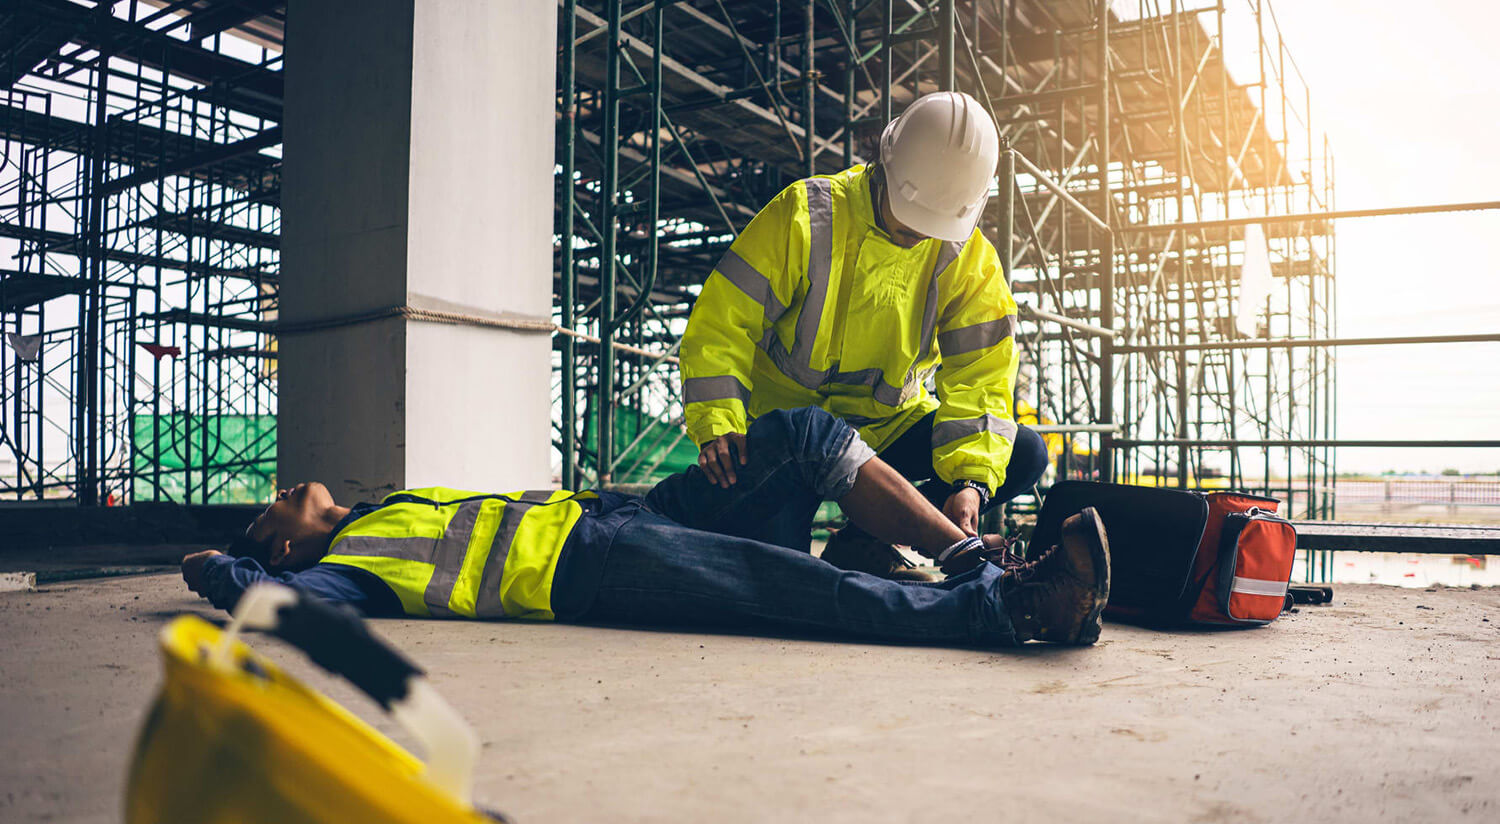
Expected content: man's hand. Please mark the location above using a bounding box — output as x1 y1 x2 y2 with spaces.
942 487 982 537
181 549 223 597
697 432 749 488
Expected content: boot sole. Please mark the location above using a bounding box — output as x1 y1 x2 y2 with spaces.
1061 507 1111 645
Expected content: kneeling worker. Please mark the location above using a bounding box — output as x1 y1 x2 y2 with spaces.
182 408 1109 648
680 91 1047 580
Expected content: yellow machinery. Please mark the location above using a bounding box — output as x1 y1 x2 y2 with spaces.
125 584 504 824
1016 400 1077 464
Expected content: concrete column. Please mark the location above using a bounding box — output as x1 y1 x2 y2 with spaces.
280 0 556 501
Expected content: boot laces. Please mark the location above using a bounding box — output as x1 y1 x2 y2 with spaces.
976 535 1028 572
1000 542 1059 585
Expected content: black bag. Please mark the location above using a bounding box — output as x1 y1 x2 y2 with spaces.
1031 481 1299 628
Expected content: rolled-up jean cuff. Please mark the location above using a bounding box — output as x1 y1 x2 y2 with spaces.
817 427 877 499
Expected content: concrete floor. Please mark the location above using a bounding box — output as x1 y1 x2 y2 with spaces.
1 572 1497 823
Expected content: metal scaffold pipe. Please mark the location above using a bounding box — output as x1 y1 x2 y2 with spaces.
1171 0 1188 490
998 144 1015 285
843 0 856 168
938 0 955 91
597 0 622 484
1115 439 1500 450
1009 150 1109 232
1018 304 1113 339
881 0 893 125
79 3 113 507
560 0 578 489
1130 200 1500 234
602 0 667 480
804 0 816 178
1095 0 1114 482
1116 332 1500 354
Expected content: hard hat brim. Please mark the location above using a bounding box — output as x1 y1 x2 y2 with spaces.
887 185 986 243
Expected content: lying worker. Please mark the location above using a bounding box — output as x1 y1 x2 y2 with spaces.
182 408 1109 648
679 91 1047 580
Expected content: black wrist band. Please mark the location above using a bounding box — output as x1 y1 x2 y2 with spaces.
953 479 990 508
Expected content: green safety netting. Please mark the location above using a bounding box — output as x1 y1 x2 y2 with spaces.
582 405 697 484
131 414 276 504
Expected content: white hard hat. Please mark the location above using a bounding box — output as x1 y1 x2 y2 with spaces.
878 91 999 242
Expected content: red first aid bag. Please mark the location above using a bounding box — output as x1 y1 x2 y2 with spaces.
1030 482 1299 628
1185 492 1299 625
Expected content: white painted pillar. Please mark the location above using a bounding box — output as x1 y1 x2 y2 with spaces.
280 0 556 501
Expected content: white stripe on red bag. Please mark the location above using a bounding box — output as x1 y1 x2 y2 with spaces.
1231 576 1288 598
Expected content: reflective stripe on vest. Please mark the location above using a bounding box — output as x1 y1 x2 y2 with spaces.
682 374 752 405
938 315 1017 358
931 414 1018 449
748 177 967 406
322 489 588 620
714 248 789 323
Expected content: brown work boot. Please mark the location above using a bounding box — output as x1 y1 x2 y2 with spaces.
1003 507 1111 644
821 528 935 582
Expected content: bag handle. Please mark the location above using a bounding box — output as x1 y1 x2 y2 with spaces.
217 584 480 803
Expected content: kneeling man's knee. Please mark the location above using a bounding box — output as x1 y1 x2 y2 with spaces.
748 407 853 462
747 407 873 498
747 408 795 444
783 407 851 458
783 406 838 431
1011 426 1050 484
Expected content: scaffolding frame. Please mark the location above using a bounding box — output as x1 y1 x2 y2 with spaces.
1 0 282 505
551 0 1339 511
6 0 1497 575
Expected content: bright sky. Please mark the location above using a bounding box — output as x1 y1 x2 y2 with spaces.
1229 0 1500 474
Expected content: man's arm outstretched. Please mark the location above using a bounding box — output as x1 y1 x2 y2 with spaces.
181 550 398 616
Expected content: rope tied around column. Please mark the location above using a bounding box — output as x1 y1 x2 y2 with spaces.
276 304 679 364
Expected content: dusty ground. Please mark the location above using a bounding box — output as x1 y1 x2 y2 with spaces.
0 572 1496 823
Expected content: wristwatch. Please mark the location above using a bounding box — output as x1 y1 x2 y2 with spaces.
951 479 991 508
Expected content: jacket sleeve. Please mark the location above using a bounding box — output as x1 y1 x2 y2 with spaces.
930 236 1020 495
680 184 807 446
199 554 401 617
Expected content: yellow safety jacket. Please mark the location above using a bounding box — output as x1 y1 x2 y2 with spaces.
681 164 1020 493
319 487 595 620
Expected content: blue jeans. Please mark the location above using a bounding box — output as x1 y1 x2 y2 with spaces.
638 403 872 553
583 408 1019 646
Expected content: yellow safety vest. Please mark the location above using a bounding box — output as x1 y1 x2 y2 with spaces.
681 164 1020 493
320 487 596 620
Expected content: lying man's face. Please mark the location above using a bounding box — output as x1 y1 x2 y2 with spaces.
234 482 340 570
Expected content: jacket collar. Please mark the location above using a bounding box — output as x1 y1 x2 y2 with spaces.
848 164 880 233
852 163 938 252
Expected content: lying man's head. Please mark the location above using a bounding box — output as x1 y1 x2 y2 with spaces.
227 482 346 571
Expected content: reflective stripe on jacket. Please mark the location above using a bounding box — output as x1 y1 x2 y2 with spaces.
319 487 595 620
681 164 1020 493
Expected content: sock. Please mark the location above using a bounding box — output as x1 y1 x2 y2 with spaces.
936 536 984 565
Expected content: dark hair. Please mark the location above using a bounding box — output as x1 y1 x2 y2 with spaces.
226 525 272 566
